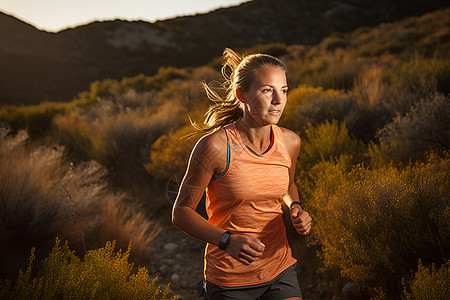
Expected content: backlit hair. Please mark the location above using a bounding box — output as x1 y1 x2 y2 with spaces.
193 48 287 134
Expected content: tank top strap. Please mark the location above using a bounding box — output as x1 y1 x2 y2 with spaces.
223 123 242 149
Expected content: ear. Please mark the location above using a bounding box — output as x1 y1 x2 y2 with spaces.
236 89 246 103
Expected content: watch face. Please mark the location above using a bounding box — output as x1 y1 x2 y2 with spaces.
219 231 232 250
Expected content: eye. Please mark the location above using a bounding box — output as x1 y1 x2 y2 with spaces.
262 88 273 93
281 89 288 94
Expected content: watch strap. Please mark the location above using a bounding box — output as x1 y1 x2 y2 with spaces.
290 201 305 210
218 231 233 250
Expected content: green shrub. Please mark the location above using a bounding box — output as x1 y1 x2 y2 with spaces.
402 259 450 300
0 239 176 299
307 152 449 297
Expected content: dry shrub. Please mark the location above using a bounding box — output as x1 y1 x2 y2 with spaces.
290 50 360 91
297 120 363 175
0 101 78 139
281 85 352 131
377 93 450 164
353 65 388 107
145 125 200 182
307 152 449 297
0 129 159 278
402 259 450 300
242 43 289 57
389 55 450 101
321 35 349 52
281 83 386 141
53 89 187 192
120 66 188 92
91 196 161 264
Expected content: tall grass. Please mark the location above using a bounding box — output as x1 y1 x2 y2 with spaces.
53 88 188 205
0 128 159 277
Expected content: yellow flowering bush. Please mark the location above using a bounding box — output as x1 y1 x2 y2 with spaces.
307 152 449 297
0 239 176 300
402 259 450 300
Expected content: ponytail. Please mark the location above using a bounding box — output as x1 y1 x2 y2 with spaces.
192 48 287 135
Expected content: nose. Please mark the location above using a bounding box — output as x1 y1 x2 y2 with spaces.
272 91 283 105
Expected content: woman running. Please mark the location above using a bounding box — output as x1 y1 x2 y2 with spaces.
172 48 312 300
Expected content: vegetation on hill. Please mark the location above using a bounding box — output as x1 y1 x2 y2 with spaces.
0 7 449 299
0 0 448 105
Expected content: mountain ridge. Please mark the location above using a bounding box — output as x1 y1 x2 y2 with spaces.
0 0 448 105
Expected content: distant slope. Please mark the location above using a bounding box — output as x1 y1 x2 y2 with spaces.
0 0 448 105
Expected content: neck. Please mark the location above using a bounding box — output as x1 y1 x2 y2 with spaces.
236 120 272 156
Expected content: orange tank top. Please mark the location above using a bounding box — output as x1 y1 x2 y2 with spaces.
204 123 297 287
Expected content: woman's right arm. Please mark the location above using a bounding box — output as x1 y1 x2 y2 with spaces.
172 134 225 246
172 132 265 264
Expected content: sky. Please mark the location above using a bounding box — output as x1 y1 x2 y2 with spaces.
0 0 250 32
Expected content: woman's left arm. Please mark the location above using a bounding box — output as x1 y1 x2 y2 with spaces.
281 128 312 236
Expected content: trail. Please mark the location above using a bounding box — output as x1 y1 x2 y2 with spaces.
147 223 205 300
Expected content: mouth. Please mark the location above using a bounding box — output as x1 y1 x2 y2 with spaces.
268 110 281 114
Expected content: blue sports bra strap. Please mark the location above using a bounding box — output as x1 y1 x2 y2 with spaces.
211 127 230 181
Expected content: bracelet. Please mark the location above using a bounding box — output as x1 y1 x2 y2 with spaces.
218 231 233 250
290 201 305 210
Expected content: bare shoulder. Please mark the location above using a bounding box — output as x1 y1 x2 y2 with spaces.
279 127 301 153
190 128 228 173
194 128 227 154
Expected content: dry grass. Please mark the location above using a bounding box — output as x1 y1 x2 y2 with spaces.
0 128 159 278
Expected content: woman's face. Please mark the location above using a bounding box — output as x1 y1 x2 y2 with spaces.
238 66 288 126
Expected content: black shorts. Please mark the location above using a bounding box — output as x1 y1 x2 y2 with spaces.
196 263 302 300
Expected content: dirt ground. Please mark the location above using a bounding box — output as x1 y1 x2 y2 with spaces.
145 218 345 300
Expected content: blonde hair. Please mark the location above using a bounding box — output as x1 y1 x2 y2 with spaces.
193 48 287 134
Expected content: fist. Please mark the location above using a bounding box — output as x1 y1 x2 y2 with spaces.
226 234 265 265
290 204 312 235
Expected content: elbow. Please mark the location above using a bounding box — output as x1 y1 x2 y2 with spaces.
171 205 182 228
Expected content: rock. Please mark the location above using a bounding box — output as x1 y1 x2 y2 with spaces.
164 242 179 252
173 264 182 272
342 281 364 299
181 280 189 288
170 273 180 282
161 258 176 265
159 264 168 273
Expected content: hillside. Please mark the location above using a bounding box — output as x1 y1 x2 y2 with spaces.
0 0 448 105
0 6 449 299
